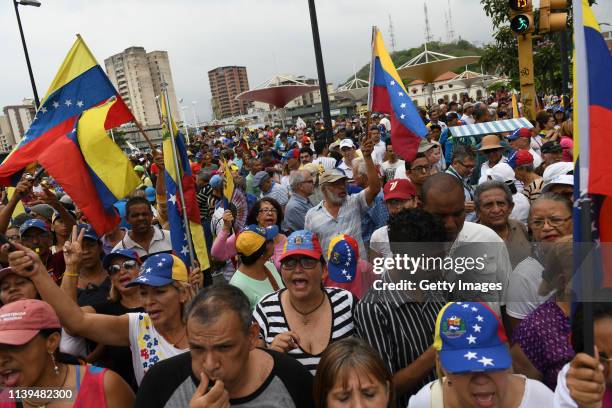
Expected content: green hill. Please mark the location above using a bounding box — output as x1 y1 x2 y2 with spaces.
345 39 485 85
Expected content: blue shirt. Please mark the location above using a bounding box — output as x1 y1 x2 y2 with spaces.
361 190 388 246
282 194 313 234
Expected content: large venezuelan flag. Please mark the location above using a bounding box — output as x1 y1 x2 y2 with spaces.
368 27 428 162
38 99 140 235
0 35 132 185
160 93 210 270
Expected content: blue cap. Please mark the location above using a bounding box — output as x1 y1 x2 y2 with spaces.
19 219 49 236
144 187 156 203
102 249 139 270
210 174 223 189
76 223 99 241
126 253 189 288
433 302 511 374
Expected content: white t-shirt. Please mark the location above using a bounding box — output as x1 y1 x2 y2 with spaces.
381 160 405 181
370 226 391 259
313 156 337 171
530 148 543 169
461 114 475 125
409 376 554 408
128 312 189 384
506 257 549 320
372 141 387 164
511 192 530 226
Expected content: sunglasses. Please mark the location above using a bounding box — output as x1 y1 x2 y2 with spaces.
108 260 137 275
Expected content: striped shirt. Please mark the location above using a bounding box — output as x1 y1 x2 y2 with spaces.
354 272 445 408
253 287 356 375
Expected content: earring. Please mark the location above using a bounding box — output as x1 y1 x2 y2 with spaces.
50 353 59 375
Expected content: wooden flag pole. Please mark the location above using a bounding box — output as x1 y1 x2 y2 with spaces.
132 119 157 152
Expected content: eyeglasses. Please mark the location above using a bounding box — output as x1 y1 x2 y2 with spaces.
529 216 571 228
282 257 319 270
258 208 278 214
410 165 432 173
300 179 315 185
108 260 137 275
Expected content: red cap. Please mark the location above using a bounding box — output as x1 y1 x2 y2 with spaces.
515 150 534 166
0 300 61 346
301 136 311 144
383 179 417 201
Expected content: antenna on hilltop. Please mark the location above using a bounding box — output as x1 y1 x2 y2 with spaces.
447 0 456 42
388 14 396 52
424 3 433 44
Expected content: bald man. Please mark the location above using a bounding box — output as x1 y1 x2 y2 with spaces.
421 173 512 309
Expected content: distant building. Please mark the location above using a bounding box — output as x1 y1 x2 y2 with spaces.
2 98 35 148
208 66 250 119
104 47 179 126
407 71 493 107
0 115 13 152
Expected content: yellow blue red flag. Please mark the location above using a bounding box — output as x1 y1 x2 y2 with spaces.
161 93 210 269
368 27 427 161
0 35 133 185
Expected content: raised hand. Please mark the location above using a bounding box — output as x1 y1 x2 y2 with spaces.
3 241 45 279
63 226 85 269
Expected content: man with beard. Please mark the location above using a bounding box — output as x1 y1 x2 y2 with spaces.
113 196 172 259
305 136 380 260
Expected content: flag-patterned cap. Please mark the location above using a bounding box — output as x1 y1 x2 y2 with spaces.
326 234 358 283
433 302 510 374
279 230 323 262
126 253 188 287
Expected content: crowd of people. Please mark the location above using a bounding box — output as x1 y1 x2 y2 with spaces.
0 93 606 408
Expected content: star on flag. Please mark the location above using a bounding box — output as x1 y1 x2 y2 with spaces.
400 103 406 108
180 245 189 256
40 107 47 113
169 194 177 206
76 100 84 108
65 99 72 107
52 101 59 109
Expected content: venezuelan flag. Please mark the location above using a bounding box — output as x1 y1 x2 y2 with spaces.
160 93 210 270
0 35 133 185
222 159 234 207
368 27 428 162
38 99 140 234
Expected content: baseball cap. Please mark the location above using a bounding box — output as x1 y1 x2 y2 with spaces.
30 204 55 223
144 187 156 203
433 301 511 374
446 112 459 121
542 161 574 192
487 163 516 183
319 169 348 185
284 148 300 160
417 139 435 153
383 179 417 201
507 127 531 141
253 171 271 188
126 253 188 287
0 299 61 346
279 230 323 262
134 165 145 173
301 136 312 144
339 139 355 149
541 141 563 154
102 248 139 271
327 234 358 283
19 219 49 236
508 150 534 168
76 223 99 241
210 174 223 189
236 224 279 257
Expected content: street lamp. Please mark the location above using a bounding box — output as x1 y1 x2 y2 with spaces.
191 101 199 135
13 0 41 109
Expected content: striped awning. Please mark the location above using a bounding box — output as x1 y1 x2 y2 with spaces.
450 118 533 138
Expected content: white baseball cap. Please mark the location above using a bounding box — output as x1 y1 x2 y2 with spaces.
339 139 355 149
486 162 516 183
542 162 574 192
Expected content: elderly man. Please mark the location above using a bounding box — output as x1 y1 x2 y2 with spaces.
487 163 531 225
305 136 380 260
474 181 531 269
253 171 289 206
135 285 314 407
282 170 314 234
446 145 477 220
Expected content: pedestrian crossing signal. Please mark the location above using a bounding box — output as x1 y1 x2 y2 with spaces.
508 0 533 35
511 15 532 34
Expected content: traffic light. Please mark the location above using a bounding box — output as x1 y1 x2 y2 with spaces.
508 0 534 35
539 0 568 33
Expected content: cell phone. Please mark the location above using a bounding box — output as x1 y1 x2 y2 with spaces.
32 167 45 184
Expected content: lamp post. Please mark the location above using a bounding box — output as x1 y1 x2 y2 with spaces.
13 0 41 109
191 101 199 136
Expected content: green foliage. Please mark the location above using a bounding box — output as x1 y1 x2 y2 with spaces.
346 39 484 85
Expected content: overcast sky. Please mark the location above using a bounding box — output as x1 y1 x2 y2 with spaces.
1 0 610 121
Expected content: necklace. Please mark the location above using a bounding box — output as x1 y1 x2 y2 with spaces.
23 364 69 408
167 329 186 348
288 292 326 325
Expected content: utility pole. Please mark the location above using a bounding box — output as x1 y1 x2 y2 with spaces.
508 0 536 120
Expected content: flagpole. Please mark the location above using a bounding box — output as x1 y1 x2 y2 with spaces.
364 26 376 141
161 82 197 268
